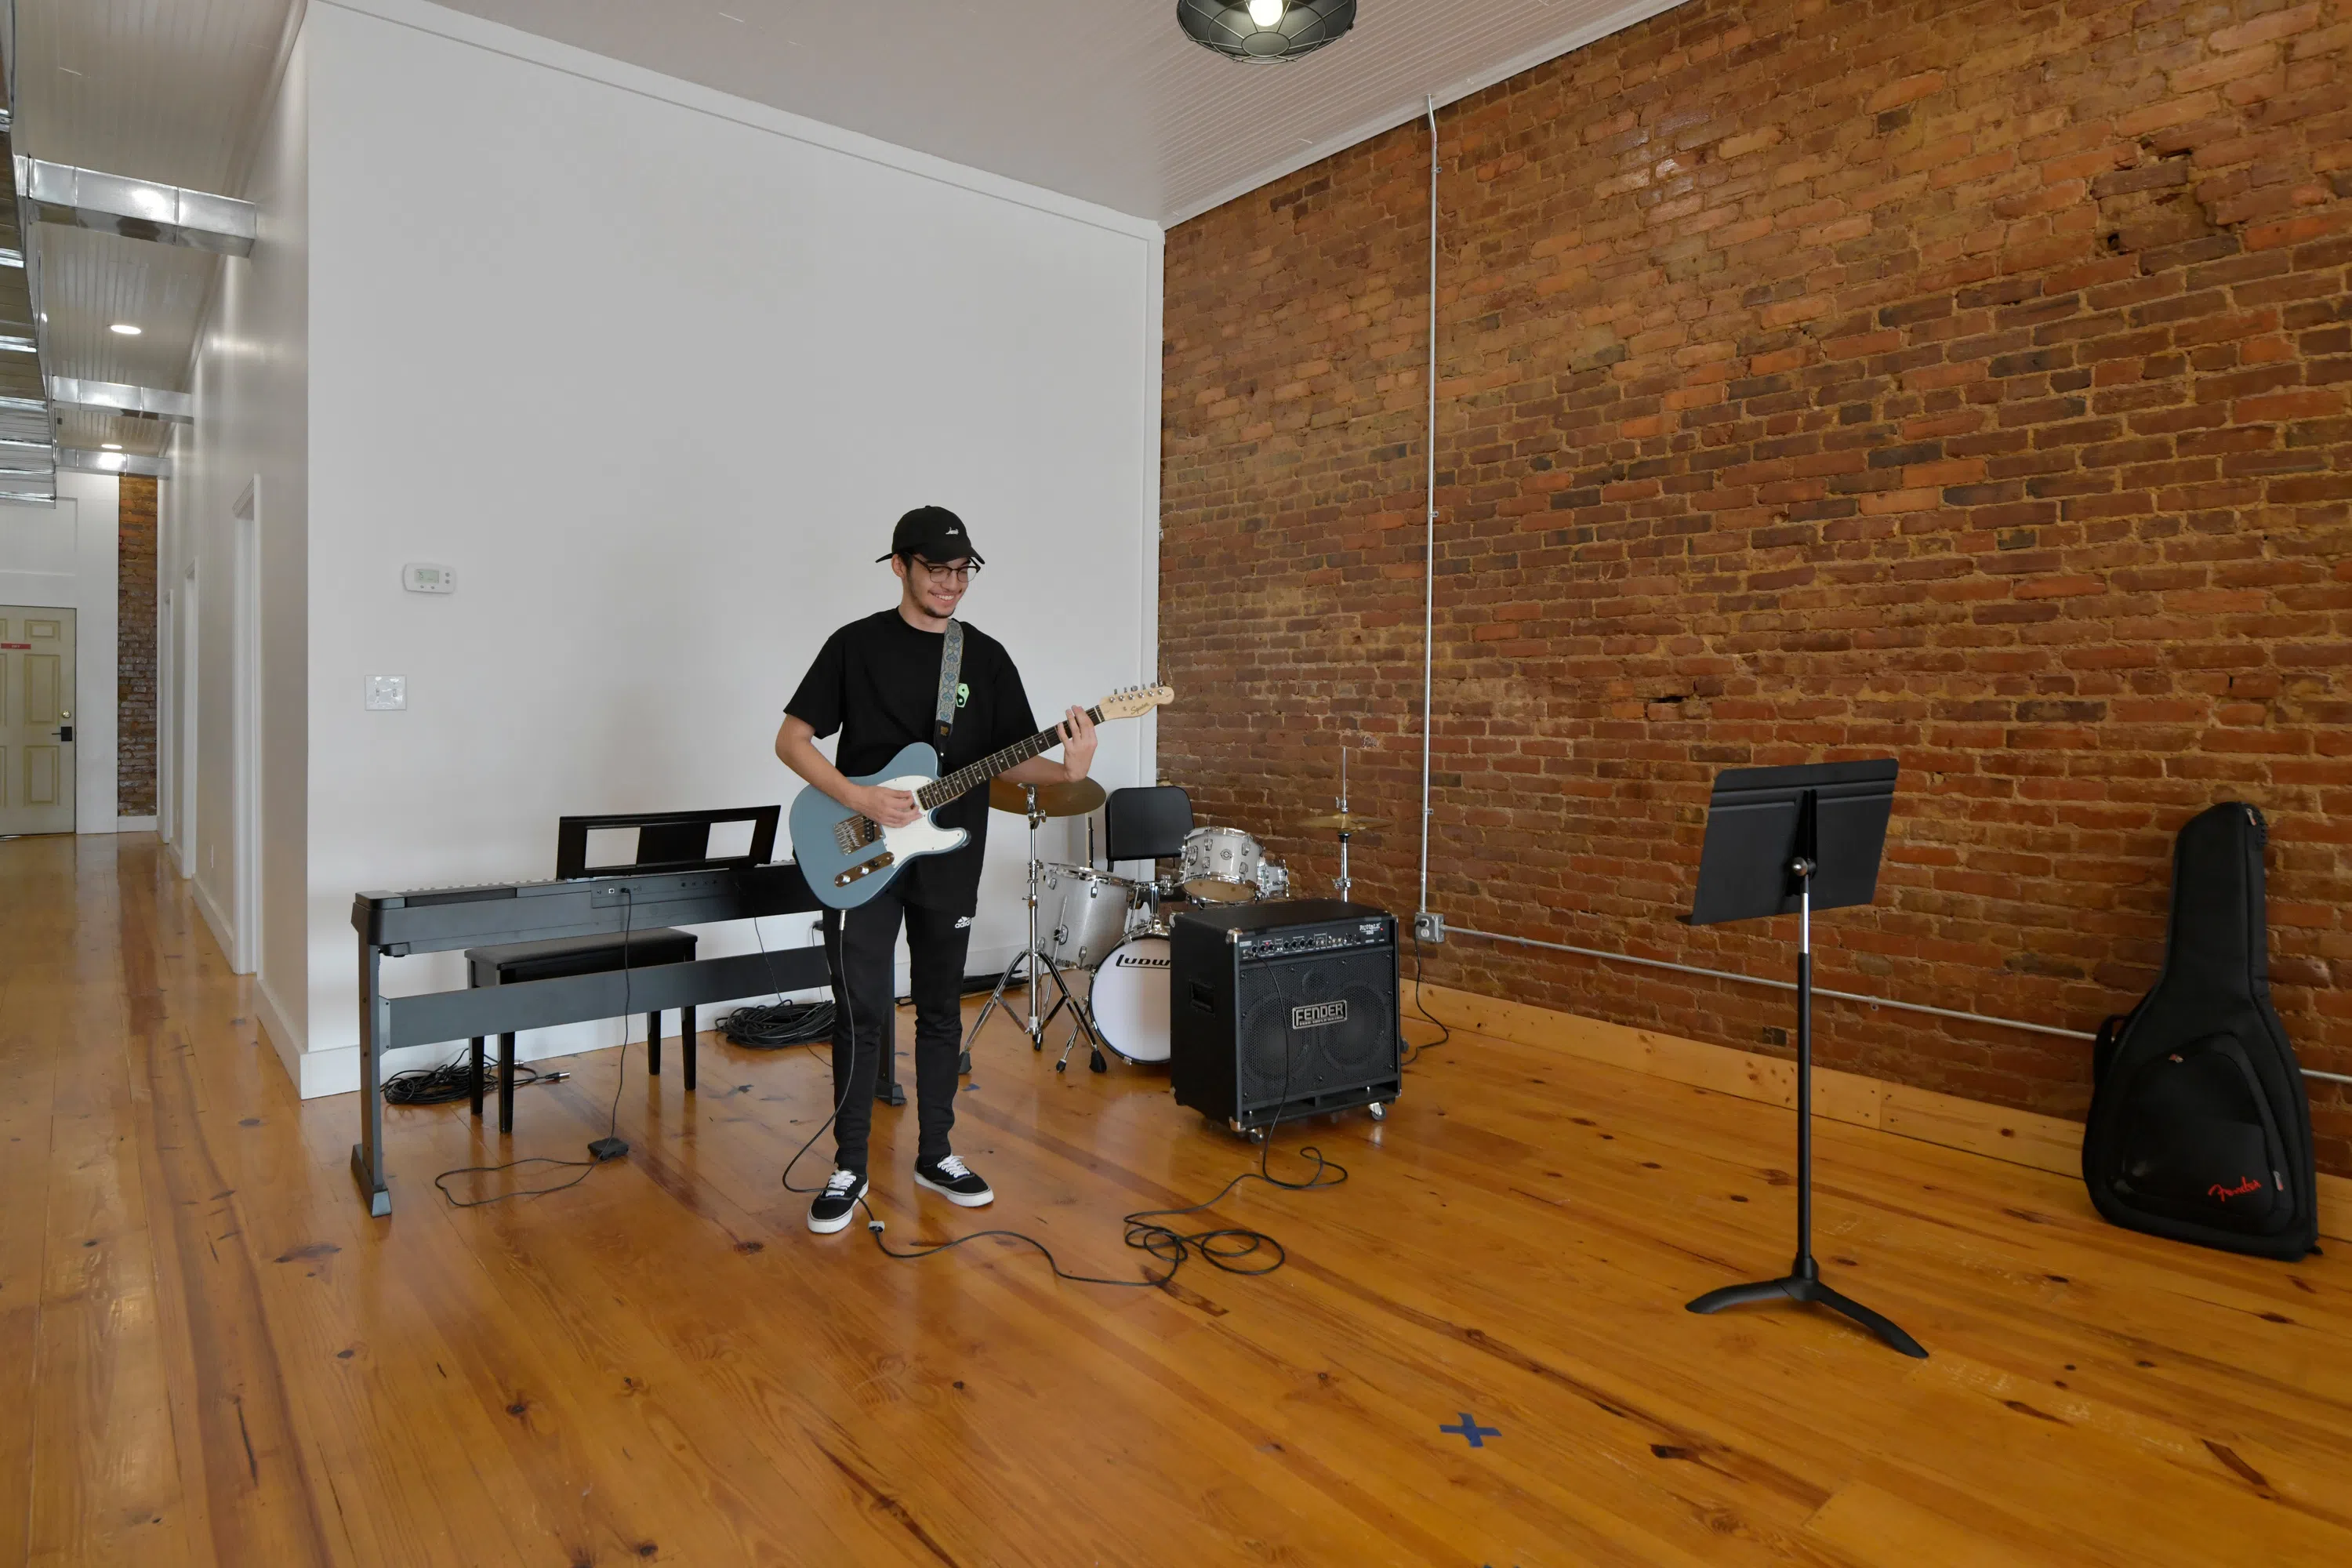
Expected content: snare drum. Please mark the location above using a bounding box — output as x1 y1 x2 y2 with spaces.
1043 866 1136 970
1088 934 1171 1063
1180 826 1264 904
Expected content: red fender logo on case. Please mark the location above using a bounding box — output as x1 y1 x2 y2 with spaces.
2208 1176 2263 1201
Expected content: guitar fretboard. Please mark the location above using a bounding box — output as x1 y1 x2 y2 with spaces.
917 705 1105 811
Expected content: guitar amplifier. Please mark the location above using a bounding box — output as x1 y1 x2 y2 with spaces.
1170 901 1401 1131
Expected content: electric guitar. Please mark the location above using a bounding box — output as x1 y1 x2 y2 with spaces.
788 685 1174 909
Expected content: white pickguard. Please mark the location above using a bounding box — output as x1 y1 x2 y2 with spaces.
878 774 968 863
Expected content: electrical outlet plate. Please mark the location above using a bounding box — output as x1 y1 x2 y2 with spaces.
1414 911 1445 943
365 674 406 711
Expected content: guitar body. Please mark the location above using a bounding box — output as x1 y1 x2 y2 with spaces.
789 743 969 909
782 684 1173 911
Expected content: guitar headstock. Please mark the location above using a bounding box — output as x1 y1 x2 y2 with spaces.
1096 684 1175 720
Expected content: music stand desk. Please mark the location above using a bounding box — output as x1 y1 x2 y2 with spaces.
1681 759 1926 1359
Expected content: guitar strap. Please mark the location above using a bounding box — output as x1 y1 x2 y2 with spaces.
933 619 964 751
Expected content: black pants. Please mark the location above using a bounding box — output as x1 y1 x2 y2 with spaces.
822 882 971 1176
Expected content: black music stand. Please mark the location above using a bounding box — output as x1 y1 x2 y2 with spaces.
1682 760 1926 1359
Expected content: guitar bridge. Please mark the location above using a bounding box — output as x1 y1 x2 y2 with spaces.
833 816 880 855
833 852 895 889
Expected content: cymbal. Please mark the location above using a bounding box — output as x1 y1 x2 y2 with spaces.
989 777 1107 818
1295 811 1391 833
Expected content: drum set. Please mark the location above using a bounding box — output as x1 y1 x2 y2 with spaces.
964 777 1385 1076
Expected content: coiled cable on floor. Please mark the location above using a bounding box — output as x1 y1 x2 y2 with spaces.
720 998 837 1049
383 1050 556 1105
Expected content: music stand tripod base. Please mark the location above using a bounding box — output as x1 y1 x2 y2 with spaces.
1687 1258 1926 1359
1679 759 1926 1360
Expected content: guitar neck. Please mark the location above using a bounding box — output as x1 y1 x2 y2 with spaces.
917 706 1104 811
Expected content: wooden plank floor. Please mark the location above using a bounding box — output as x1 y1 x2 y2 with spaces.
6 831 2349 1567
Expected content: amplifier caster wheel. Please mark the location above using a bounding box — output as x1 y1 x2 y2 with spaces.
1368 1102 1386 1121
1247 1127 1268 1146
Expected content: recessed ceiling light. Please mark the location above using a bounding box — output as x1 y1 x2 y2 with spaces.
109 322 141 335
101 442 122 451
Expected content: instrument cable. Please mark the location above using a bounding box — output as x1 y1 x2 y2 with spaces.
852 967 1345 1290
432 887 637 1207
1402 926 1451 1068
744 829 1345 1290
718 997 837 1049
383 1051 560 1105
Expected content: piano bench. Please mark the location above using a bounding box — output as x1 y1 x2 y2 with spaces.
463 928 699 1133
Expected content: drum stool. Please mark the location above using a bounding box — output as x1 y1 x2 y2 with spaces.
1106 785 1194 916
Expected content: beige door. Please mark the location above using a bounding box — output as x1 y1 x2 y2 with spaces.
0 605 75 835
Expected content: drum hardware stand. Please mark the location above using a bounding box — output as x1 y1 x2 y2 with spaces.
964 786 1051 1069
1051 982 1109 1075
1336 746 1353 902
963 785 1102 1072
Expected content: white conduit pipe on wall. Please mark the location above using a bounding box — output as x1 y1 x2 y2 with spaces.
1403 99 2352 1091
1417 93 1439 920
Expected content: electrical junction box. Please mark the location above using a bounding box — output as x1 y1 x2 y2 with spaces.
402 562 456 594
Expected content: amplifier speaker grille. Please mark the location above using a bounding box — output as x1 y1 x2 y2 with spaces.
1238 956 1395 1105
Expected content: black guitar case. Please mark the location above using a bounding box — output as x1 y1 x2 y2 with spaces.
2082 802 2318 1260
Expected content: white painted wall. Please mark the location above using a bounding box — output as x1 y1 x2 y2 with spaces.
168 16 310 1079
0 478 122 833
290 0 1161 1094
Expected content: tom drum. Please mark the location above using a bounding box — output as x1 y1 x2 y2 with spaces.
1043 866 1137 971
1180 826 1264 904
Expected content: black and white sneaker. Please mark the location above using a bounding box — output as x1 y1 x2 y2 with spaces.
913 1154 993 1207
807 1168 867 1233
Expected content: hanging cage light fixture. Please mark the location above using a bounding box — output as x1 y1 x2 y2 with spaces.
1176 0 1358 64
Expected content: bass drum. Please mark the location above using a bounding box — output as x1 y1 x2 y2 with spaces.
1088 934 1172 1064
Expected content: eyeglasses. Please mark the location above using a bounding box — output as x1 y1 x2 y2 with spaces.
912 557 979 583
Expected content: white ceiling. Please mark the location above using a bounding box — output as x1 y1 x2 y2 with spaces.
10 0 1684 458
423 0 1685 224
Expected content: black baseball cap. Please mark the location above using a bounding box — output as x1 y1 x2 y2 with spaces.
879 505 984 565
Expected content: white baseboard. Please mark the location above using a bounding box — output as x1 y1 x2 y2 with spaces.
252 974 304 1090
191 874 237 963
115 815 158 833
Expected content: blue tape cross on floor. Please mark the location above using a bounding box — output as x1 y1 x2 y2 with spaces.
1439 1413 1500 1448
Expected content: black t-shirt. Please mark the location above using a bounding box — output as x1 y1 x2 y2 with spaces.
786 610 1038 911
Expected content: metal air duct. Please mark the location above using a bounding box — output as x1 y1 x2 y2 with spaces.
47 376 194 423
15 157 257 256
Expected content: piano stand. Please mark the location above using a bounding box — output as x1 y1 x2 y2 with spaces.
351 862 828 1214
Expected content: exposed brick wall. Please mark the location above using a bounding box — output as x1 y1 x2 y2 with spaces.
117 474 157 818
1160 0 2352 1172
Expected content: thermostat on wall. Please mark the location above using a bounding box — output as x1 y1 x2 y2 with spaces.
402 562 456 594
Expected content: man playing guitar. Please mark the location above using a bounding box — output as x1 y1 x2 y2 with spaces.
776 506 1097 1232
